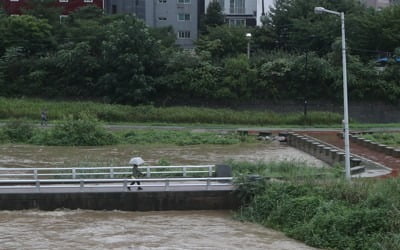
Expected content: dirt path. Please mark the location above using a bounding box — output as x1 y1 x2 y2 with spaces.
301 131 400 177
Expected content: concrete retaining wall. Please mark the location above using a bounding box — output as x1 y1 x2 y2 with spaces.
287 132 363 174
0 191 240 211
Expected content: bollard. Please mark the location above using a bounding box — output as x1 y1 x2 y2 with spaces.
337 152 345 163
393 149 400 158
329 149 339 164
384 146 395 156
350 158 362 167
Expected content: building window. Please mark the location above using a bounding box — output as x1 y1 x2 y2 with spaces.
159 0 167 3
228 19 245 27
59 0 68 2
178 31 191 39
230 0 245 14
59 15 68 23
112 4 117 14
158 17 167 21
178 13 191 21
83 0 93 3
10 0 20 2
177 0 190 3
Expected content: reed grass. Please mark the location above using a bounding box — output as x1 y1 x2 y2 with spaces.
0 97 342 125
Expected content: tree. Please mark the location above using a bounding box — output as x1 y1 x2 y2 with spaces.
202 0 225 32
0 15 55 55
97 16 164 104
197 25 250 60
21 0 62 25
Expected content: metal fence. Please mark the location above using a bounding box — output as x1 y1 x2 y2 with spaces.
0 165 216 180
0 165 234 192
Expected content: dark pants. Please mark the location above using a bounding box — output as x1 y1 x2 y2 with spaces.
129 180 141 186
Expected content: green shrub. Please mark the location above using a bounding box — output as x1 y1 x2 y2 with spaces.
235 162 400 250
3 120 34 143
31 114 118 146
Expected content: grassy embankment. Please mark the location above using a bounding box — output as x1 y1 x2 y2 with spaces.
0 97 342 126
232 161 400 250
362 133 400 147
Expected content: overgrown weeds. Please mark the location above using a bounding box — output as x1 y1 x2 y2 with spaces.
233 161 400 250
0 97 342 126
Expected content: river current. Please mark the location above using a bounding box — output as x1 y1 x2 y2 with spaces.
0 142 323 249
0 210 317 250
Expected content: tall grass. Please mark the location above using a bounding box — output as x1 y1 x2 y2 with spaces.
363 133 400 147
0 97 342 125
233 161 400 250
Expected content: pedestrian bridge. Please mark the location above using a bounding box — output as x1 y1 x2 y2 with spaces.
0 165 239 211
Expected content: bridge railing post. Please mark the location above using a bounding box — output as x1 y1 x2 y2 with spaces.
35 180 40 192
123 179 128 191
110 168 114 178
34 169 38 180
80 179 84 191
146 167 151 177
183 167 187 177
72 168 76 179
165 178 170 191
206 178 210 190
208 166 213 177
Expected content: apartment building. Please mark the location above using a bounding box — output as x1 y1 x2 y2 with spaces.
205 0 257 27
0 0 103 15
362 0 392 8
105 0 203 48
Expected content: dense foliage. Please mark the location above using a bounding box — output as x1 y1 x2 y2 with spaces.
0 1 399 105
234 162 400 250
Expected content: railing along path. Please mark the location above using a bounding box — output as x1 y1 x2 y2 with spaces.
0 165 233 192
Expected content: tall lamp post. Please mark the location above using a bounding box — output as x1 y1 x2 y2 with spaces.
246 33 252 59
314 6 351 180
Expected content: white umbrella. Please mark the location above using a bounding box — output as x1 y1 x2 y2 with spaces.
129 157 144 166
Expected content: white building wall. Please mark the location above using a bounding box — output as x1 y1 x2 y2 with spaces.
205 0 275 26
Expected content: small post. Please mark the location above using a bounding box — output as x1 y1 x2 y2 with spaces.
165 178 170 191
246 33 252 59
146 167 151 177
110 168 114 178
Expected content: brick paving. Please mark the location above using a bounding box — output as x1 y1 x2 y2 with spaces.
301 131 400 177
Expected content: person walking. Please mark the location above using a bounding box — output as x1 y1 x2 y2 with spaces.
40 109 48 126
128 157 144 191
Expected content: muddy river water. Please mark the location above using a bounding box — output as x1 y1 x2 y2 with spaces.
0 142 323 249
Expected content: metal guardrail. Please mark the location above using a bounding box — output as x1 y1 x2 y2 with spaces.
0 177 234 192
0 165 235 193
0 165 216 180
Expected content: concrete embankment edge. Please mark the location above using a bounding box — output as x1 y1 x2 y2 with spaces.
0 191 240 211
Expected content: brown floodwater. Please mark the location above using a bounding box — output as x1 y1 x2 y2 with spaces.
0 210 317 250
0 142 326 168
0 142 323 250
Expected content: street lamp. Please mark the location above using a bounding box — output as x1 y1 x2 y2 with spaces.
314 6 351 180
246 33 252 59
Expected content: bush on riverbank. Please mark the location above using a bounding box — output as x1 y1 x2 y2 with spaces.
0 116 254 146
30 114 118 146
0 97 342 126
233 162 400 250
